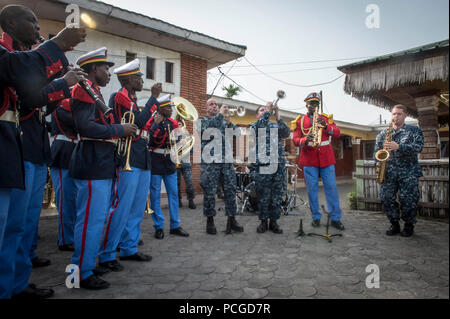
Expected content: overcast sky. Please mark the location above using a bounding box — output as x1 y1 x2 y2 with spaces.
102 0 449 125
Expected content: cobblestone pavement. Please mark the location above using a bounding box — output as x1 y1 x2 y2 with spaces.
32 191 448 299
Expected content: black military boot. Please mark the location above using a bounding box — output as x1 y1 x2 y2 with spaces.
257 220 268 233
400 223 414 237
206 216 217 235
188 199 196 209
386 221 401 236
229 216 244 232
269 219 283 234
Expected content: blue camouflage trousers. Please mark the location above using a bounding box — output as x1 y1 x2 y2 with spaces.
254 164 285 221
177 163 195 201
380 175 420 224
200 163 237 217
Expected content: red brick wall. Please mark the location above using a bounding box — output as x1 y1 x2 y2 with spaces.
179 53 207 198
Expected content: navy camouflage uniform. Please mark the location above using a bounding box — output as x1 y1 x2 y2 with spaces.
177 162 195 201
250 111 290 221
196 113 240 217
374 124 424 225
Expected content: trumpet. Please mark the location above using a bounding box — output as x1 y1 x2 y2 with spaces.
117 111 135 172
271 90 286 115
227 106 246 117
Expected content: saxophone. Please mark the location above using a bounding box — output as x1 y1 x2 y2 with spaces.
375 121 392 184
311 106 324 149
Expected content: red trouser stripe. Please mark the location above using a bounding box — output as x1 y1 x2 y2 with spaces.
58 168 65 245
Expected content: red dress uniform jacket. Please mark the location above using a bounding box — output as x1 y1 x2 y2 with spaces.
292 114 340 168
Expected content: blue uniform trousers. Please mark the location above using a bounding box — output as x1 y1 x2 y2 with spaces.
51 168 77 246
150 172 180 230
0 188 12 251
99 167 151 262
304 165 342 222
0 161 46 298
72 179 112 280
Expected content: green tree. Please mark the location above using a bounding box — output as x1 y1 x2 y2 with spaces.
222 84 242 99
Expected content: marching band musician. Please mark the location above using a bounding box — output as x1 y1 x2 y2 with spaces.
250 102 291 234
98 60 159 271
176 114 196 210
374 105 424 237
0 5 86 299
147 96 190 240
196 99 244 235
49 98 79 252
292 92 345 231
69 48 137 290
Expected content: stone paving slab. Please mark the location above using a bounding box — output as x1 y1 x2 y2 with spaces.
31 202 448 299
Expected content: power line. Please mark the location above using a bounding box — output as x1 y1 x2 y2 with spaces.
207 58 240 98
217 68 266 103
243 57 345 88
210 65 340 77
219 56 374 69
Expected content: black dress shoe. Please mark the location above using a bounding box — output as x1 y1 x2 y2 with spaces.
331 220 345 231
400 223 414 237
155 228 164 239
93 264 111 276
188 199 196 209
119 252 152 262
311 219 321 227
80 275 110 290
11 284 54 299
257 220 268 233
99 260 124 272
386 221 401 236
31 257 51 268
269 219 283 234
58 243 75 252
170 227 189 237
206 216 217 235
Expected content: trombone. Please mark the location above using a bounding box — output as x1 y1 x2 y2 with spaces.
117 110 135 172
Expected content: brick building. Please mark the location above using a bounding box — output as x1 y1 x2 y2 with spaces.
0 0 247 196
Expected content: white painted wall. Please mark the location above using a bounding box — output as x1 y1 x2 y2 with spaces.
39 19 181 105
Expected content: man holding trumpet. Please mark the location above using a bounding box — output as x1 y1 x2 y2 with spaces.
196 99 244 235
98 60 161 272
69 48 137 290
250 101 291 234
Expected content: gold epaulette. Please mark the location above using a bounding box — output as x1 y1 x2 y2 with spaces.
321 113 334 125
290 115 302 130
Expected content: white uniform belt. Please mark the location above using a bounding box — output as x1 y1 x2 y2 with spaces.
80 137 118 145
151 148 170 155
307 140 330 147
55 134 79 143
0 110 16 123
137 129 149 139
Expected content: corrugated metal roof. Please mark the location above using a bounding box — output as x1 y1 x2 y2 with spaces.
338 39 449 71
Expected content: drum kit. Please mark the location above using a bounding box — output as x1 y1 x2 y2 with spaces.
234 153 308 216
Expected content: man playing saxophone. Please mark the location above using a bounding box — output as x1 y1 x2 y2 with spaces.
292 92 344 230
374 104 424 237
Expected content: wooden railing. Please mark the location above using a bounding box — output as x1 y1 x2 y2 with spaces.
354 159 449 218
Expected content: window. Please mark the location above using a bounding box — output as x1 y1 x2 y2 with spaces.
126 51 137 63
165 62 174 83
146 57 155 80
